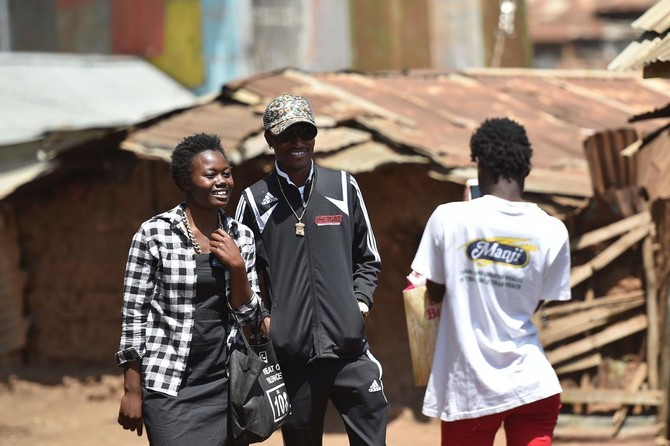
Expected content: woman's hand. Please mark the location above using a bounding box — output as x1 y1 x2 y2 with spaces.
118 361 143 436
210 229 244 270
118 390 143 436
261 316 271 335
211 228 254 309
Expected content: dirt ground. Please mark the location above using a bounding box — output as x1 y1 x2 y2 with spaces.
0 365 661 446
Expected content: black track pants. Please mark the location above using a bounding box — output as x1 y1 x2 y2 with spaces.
280 351 388 446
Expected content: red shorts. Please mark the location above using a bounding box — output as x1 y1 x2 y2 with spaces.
441 393 561 446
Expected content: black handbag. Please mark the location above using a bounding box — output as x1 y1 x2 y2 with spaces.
229 314 290 445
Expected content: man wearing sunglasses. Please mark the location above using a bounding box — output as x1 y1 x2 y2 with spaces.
236 94 387 446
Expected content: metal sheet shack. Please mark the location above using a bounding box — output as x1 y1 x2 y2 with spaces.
3 67 670 442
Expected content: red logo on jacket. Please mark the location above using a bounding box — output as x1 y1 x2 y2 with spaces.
315 215 343 226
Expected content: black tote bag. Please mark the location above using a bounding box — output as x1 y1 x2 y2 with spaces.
229 316 290 445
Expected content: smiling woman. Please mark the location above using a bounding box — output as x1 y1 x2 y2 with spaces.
115 133 263 446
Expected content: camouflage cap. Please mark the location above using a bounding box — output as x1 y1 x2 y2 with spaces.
263 94 317 136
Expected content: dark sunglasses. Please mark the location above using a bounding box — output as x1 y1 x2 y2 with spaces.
276 124 318 143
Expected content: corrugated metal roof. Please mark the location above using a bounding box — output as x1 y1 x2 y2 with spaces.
122 68 670 198
526 0 654 44
0 52 196 146
583 128 639 195
527 0 654 55
527 0 605 43
635 125 670 201
608 30 670 71
632 0 670 32
630 102 670 121
608 0 670 72
596 0 657 15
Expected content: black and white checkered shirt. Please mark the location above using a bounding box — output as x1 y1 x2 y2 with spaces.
115 203 260 396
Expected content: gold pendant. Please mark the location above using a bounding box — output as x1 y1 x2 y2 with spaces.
295 222 305 236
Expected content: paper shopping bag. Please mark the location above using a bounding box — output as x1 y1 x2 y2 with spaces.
402 285 441 387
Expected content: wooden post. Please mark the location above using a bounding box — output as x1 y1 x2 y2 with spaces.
481 0 532 67
575 373 589 415
612 362 648 437
642 234 659 390
661 274 670 440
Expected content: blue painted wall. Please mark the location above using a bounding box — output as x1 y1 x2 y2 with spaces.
196 0 253 95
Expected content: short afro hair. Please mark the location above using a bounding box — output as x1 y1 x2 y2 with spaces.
470 117 532 183
171 133 228 190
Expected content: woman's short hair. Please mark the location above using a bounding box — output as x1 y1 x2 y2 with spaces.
170 133 227 189
470 117 533 183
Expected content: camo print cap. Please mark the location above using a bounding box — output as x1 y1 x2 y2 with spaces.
263 94 317 136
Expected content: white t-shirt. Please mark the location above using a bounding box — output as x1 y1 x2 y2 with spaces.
411 195 571 421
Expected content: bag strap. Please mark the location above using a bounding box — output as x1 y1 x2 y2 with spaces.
227 304 253 351
228 302 270 349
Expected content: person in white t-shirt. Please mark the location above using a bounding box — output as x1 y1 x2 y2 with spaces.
411 117 571 446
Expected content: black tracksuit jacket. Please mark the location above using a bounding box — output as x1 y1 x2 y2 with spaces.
235 165 381 365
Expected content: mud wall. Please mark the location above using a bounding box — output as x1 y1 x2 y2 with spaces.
0 203 27 358
8 148 181 364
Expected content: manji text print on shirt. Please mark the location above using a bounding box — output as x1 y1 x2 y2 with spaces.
460 237 538 290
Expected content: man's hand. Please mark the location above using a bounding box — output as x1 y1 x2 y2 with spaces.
358 301 369 318
260 316 271 335
426 280 446 303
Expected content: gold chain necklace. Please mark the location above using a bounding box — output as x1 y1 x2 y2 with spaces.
276 173 315 237
182 210 224 253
